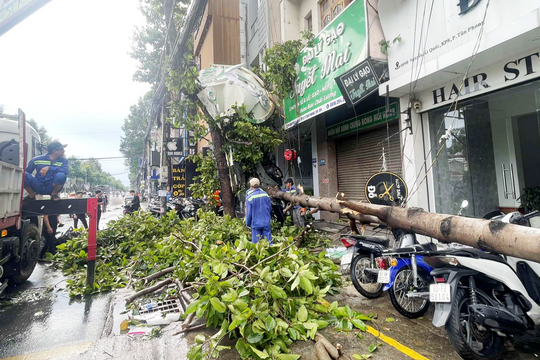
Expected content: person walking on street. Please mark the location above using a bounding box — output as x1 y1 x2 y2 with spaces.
41 215 60 257
129 190 140 212
73 191 88 229
245 178 272 244
24 141 69 201
283 178 305 228
95 190 104 230
103 193 108 213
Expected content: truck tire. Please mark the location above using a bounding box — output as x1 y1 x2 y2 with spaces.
12 223 40 284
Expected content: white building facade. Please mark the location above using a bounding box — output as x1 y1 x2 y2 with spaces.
378 0 540 216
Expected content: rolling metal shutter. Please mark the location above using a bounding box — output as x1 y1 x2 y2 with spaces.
336 123 402 202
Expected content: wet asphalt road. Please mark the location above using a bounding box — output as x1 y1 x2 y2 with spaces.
0 198 124 360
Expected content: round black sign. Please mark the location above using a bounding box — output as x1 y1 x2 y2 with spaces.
365 172 408 206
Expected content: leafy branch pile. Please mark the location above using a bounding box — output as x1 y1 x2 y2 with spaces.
54 211 373 359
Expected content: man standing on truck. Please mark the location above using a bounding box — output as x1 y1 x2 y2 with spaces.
24 141 69 201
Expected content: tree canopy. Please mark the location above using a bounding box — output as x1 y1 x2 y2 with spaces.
120 91 152 187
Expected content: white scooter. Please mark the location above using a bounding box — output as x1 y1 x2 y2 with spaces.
424 210 540 360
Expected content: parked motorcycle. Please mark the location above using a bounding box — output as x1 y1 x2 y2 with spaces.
424 210 540 360
344 227 417 299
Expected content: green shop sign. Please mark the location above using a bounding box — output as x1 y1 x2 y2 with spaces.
284 0 367 129
327 103 399 138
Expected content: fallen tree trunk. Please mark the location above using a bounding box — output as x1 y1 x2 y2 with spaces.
266 189 383 225
337 198 540 263
268 188 540 263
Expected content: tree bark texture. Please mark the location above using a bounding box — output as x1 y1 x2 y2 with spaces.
268 189 540 263
266 188 382 225
210 127 235 218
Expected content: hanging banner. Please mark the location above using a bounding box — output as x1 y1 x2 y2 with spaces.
0 0 52 37
365 172 408 206
327 103 399 138
284 0 368 129
335 58 379 108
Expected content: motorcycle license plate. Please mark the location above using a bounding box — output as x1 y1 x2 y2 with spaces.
430 284 451 302
377 270 390 284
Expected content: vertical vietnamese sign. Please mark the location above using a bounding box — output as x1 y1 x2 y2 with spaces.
171 165 186 198
0 0 52 37
284 0 368 129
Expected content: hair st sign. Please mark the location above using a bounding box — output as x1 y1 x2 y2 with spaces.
0 0 52 37
284 0 368 129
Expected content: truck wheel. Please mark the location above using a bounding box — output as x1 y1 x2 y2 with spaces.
12 224 40 284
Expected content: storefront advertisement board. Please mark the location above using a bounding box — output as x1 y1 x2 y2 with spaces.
327 103 399 138
335 58 380 108
284 0 368 129
418 48 540 112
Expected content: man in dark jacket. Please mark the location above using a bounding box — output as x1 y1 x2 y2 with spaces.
95 190 104 230
245 178 272 244
130 190 140 212
24 141 68 201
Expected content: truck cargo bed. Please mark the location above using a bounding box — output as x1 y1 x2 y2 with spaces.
0 160 23 229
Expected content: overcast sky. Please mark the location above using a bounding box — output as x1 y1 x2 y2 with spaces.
0 0 151 186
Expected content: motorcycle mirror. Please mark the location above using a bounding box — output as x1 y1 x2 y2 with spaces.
460 200 469 209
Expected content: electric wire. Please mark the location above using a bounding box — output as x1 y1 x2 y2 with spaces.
406 0 491 201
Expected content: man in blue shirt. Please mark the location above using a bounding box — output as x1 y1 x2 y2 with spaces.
24 141 69 201
245 178 272 244
284 178 305 228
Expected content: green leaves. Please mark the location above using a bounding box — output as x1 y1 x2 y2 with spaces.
297 305 308 322
299 276 313 294
277 355 301 360
55 210 346 360
249 345 269 359
210 297 226 313
247 332 264 344
269 285 287 300
368 343 383 353
265 316 276 332
185 299 200 315
351 319 366 331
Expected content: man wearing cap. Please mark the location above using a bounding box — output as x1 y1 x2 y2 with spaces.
283 178 305 228
245 178 272 244
24 141 69 201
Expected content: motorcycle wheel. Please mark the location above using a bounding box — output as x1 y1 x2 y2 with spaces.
350 254 383 299
388 268 430 318
445 288 504 360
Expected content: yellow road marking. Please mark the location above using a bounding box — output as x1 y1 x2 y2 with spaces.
2 342 93 360
367 326 431 360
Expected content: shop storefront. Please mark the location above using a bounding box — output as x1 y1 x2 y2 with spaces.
378 0 540 216
328 104 401 202
423 53 540 216
282 0 396 220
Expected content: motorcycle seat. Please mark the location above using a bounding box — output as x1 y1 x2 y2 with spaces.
348 235 391 247
386 242 437 254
